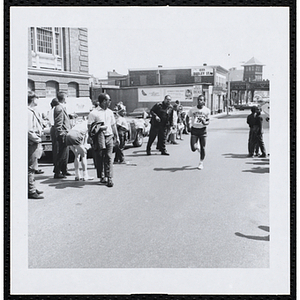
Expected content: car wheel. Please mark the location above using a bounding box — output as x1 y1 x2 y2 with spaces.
133 130 143 147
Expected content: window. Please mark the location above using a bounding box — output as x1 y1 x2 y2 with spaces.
37 27 53 54
46 81 59 98
68 82 79 97
30 28 35 51
31 27 62 56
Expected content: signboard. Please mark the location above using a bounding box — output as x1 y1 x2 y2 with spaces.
138 88 162 102
193 85 203 97
191 67 214 76
138 87 194 102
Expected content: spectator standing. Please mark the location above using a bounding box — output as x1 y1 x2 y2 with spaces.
146 95 173 155
88 93 119 187
167 100 179 145
252 107 267 158
187 95 211 170
53 91 71 178
247 106 259 157
49 98 60 172
113 103 129 164
176 105 184 140
28 91 44 199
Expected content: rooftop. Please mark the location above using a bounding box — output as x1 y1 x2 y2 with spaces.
242 57 265 66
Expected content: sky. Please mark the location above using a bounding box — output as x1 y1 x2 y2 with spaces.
87 7 289 80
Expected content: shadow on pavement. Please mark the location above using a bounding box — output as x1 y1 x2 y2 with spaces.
246 160 269 166
235 226 270 241
258 225 270 232
154 165 197 172
223 153 250 159
40 178 101 189
242 167 269 174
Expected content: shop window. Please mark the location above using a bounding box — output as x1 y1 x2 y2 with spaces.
68 82 79 97
46 81 59 98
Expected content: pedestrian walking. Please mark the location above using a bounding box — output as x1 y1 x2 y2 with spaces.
53 91 72 179
187 95 211 170
252 107 267 158
88 93 120 187
113 103 129 164
28 91 44 199
247 106 259 157
146 95 173 155
66 119 94 181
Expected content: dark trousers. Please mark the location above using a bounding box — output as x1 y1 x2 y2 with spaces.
50 126 59 171
250 128 266 156
147 125 168 152
54 135 69 176
248 128 259 155
256 133 266 156
95 135 114 179
190 127 207 161
114 130 126 162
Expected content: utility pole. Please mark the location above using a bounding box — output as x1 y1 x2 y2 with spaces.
227 69 230 115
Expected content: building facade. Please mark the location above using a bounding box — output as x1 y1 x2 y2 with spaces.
28 27 92 115
229 57 270 104
91 65 228 114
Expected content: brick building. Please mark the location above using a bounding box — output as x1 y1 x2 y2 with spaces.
28 27 92 115
92 64 228 114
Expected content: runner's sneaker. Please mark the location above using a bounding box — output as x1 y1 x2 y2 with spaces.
197 161 204 170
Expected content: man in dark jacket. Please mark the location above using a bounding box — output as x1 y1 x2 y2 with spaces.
247 106 259 157
146 95 173 155
53 92 71 178
252 107 267 158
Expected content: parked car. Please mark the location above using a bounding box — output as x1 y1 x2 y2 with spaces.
234 102 258 110
127 107 150 118
41 115 148 160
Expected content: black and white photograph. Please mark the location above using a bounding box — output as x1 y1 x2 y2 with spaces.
9 5 291 296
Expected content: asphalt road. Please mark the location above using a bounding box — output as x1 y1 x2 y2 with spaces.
29 110 270 268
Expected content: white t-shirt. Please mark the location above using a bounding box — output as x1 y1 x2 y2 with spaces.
188 106 211 129
88 107 116 136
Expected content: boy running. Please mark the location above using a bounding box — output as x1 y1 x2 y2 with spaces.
187 95 211 170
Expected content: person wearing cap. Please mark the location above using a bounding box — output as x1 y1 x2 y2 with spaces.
28 91 44 199
113 103 129 164
187 94 211 170
146 95 173 156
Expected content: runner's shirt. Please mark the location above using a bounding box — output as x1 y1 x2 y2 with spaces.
188 106 211 129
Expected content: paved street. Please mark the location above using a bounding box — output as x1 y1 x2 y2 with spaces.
29 110 269 268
